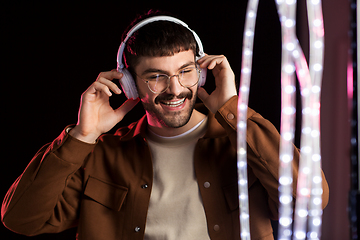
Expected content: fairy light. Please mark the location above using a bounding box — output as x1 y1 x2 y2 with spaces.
273 0 324 239
304 1 324 239
240 1 324 239
277 0 324 239
237 0 259 239
276 1 297 239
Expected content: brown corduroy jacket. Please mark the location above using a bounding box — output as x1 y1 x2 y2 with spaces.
1 96 329 240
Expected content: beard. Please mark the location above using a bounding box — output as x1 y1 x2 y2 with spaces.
140 88 197 129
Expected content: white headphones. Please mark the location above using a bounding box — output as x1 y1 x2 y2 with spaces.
116 16 207 99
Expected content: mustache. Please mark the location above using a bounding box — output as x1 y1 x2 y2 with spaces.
155 89 193 104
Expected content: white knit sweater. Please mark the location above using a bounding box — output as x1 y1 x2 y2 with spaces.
144 117 210 240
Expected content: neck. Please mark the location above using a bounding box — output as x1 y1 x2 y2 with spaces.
147 110 206 137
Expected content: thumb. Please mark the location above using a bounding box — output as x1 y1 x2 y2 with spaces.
197 87 218 114
114 98 140 121
197 87 210 104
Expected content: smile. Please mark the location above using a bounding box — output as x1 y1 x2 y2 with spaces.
160 98 186 107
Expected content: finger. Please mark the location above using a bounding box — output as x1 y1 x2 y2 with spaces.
96 70 123 93
97 76 122 94
197 55 214 66
198 55 225 70
114 98 140 120
91 81 113 97
98 70 123 81
196 53 208 63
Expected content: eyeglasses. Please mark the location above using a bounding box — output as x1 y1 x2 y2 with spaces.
136 66 201 94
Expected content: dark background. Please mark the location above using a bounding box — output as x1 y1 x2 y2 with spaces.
1 0 348 239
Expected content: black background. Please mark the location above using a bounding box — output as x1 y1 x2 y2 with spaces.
1 1 285 239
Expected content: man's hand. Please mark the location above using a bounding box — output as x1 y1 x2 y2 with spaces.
69 70 139 143
197 54 237 113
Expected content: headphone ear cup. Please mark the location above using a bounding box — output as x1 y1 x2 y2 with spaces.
198 67 207 87
118 68 139 99
196 55 207 88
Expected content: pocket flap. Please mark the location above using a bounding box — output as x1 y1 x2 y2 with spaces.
84 176 128 211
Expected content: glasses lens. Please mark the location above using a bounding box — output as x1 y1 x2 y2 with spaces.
178 67 200 87
147 75 169 93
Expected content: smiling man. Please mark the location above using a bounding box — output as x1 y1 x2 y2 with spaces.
1 11 329 240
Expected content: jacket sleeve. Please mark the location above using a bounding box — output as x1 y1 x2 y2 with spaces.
215 96 329 219
1 126 96 236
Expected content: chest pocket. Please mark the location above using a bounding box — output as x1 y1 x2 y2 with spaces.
84 176 128 211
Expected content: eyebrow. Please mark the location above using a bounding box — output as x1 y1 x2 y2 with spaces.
141 61 196 76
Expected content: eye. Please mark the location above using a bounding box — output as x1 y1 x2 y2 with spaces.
147 74 168 82
146 74 163 81
148 75 159 80
180 68 194 75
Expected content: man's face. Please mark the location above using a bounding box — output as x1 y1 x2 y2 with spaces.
134 50 198 129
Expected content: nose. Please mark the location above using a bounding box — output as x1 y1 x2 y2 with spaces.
165 75 184 96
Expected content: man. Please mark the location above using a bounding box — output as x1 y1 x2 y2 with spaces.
1 11 329 240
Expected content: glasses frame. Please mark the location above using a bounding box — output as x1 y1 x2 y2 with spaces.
135 66 202 94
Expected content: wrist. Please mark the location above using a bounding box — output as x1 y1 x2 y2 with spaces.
69 126 100 144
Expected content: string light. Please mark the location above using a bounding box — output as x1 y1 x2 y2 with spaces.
275 1 297 239
240 0 324 239
276 0 324 239
303 1 324 239
237 0 259 239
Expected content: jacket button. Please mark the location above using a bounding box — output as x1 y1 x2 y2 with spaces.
204 182 211 188
135 226 141 232
227 113 235 120
214 224 220 231
141 184 148 189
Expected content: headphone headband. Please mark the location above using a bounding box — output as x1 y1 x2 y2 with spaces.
117 15 205 70
116 15 207 99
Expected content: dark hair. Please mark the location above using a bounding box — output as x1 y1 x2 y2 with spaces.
122 10 198 73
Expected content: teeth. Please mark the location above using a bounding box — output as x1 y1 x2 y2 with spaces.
162 98 185 107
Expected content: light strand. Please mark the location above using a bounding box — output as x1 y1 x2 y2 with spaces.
240 1 324 239
275 0 325 239
237 0 259 239
276 1 297 239
291 1 324 239
301 1 324 239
